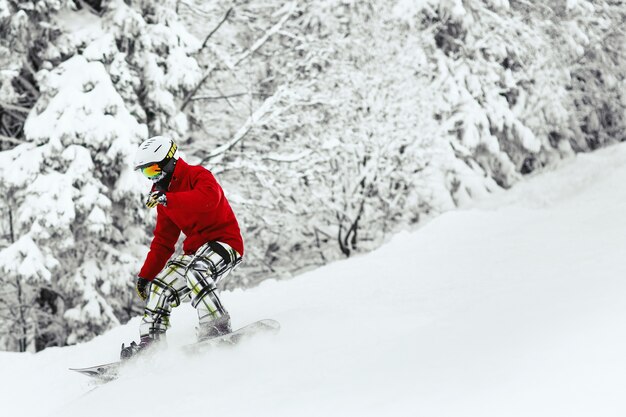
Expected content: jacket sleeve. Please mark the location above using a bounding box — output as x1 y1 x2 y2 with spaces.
165 170 223 213
138 207 181 280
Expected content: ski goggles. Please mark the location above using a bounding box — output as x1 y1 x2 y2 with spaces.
140 163 163 180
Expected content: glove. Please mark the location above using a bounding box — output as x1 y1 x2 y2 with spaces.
135 277 150 301
145 191 167 208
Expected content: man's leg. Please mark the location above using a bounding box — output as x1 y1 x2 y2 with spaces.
139 254 192 343
185 242 241 341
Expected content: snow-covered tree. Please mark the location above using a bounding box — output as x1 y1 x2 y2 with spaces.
0 0 204 349
0 234 60 351
50 0 203 140
2 0 626 350
0 0 72 152
180 0 626 286
180 1 450 279
0 54 148 349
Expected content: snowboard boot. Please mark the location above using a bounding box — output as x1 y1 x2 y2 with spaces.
197 314 232 342
120 335 162 360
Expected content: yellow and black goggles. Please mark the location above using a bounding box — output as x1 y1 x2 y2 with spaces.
140 163 163 180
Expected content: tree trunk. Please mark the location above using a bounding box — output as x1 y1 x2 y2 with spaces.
15 277 28 352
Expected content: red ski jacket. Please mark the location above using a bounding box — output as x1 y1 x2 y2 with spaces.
138 158 244 280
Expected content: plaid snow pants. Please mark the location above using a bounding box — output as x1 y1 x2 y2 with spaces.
140 241 241 340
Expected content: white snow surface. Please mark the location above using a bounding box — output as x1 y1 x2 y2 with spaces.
3 143 626 416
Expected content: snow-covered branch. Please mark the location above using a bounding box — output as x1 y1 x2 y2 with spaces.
180 1 296 110
234 2 297 66
201 88 284 163
0 134 26 145
191 92 267 101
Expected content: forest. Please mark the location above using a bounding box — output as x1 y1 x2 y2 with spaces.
0 0 624 351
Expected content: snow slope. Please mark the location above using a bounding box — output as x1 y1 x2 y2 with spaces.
3 143 626 417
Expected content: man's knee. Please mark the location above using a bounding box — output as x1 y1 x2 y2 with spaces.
147 278 184 308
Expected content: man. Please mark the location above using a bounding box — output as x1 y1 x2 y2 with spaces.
121 136 244 359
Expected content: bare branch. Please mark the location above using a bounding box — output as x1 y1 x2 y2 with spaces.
178 0 213 17
261 150 312 163
180 65 217 111
201 8 234 50
191 92 256 101
181 1 296 111
210 78 239 113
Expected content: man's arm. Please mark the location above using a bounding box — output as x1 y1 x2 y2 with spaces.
165 170 223 213
138 207 181 280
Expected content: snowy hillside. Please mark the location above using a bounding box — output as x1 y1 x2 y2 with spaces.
4 1 626 351
3 143 626 417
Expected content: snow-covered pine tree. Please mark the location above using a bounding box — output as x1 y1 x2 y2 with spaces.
0 234 58 351
541 0 626 149
393 0 626 200
0 0 70 153
0 0 76 351
51 0 203 141
0 0 204 350
0 53 148 350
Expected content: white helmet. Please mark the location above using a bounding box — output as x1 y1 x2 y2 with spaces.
134 136 178 182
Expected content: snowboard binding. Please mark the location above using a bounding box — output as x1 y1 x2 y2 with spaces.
120 341 141 360
120 336 157 360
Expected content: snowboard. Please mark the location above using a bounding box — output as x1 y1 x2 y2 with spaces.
70 319 280 381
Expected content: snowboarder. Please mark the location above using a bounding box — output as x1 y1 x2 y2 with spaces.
121 136 244 359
